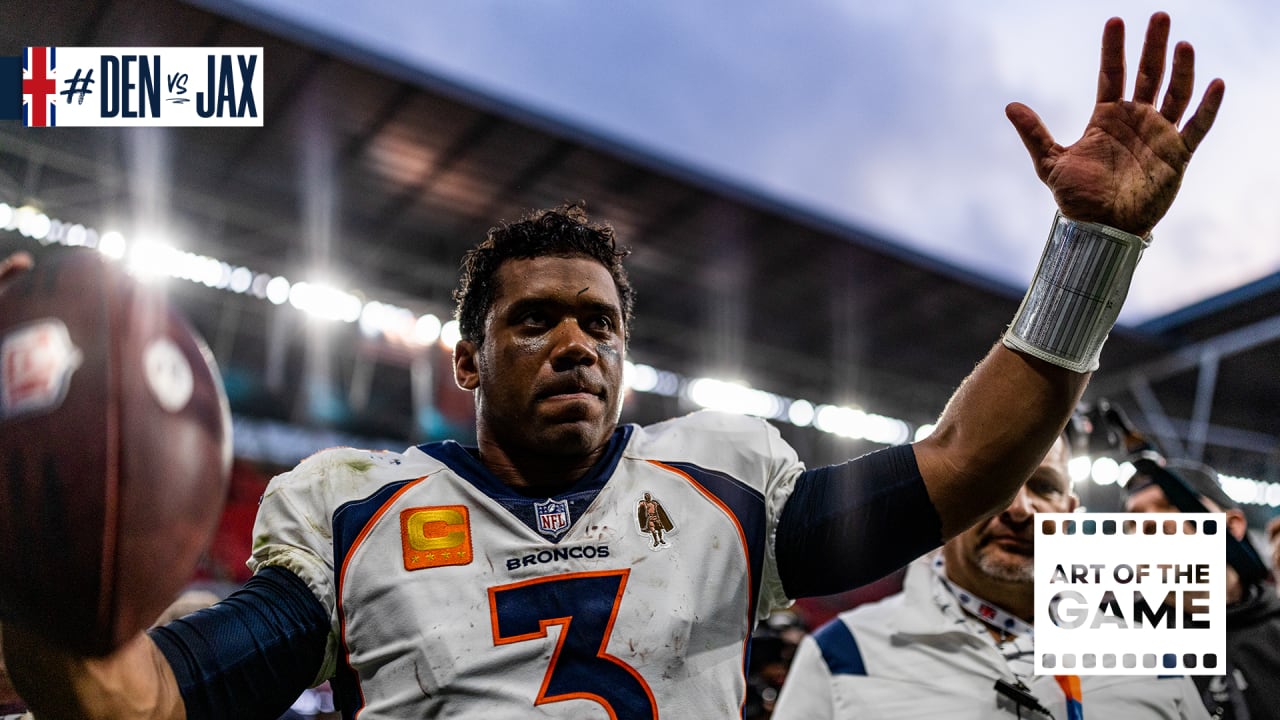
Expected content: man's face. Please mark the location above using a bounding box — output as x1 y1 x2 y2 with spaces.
943 438 1077 584
454 255 625 458
1126 479 1250 602
1124 482 1247 541
1124 483 1184 514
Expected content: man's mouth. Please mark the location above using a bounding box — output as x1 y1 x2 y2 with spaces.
541 391 598 402
986 535 1034 554
537 378 604 402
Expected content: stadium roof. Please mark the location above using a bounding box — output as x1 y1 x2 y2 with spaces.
1 0 1275 496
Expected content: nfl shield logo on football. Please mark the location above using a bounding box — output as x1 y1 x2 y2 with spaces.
534 498 571 540
1 319 83 419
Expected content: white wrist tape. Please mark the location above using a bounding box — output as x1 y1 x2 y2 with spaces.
1003 211 1150 373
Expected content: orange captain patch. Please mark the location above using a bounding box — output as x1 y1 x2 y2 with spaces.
400 505 473 570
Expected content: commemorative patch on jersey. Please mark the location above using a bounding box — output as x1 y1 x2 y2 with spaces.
636 491 675 550
0 318 83 420
534 498 571 540
400 505 473 570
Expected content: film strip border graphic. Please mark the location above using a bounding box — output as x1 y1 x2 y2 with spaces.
1040 516 1219 537
1041 651 1218 672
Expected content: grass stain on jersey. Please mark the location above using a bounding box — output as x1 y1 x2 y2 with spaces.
343 459 374 473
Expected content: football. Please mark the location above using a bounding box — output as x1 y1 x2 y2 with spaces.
0 248 231 656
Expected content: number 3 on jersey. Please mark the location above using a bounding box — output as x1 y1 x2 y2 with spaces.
489 569 658 718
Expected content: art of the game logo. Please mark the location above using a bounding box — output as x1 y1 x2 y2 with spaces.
2 47 262 127
1035 513 1225 675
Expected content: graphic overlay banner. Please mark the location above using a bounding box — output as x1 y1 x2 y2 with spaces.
1035 513 1225 676
3 47 263 127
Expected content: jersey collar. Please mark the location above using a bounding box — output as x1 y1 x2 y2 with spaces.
415 425 634 541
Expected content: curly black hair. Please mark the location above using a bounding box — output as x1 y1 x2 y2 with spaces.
453 202 635 344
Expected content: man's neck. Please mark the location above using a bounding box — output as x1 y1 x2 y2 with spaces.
476 436 605 497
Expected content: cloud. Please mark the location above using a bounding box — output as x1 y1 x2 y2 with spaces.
241 0 1280 322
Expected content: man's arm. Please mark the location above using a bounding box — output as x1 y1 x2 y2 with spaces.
914 348 1081 538
3 567 330 720
915 12 1223 538
3 252 173 718
2 627 184 720
2 251 185 719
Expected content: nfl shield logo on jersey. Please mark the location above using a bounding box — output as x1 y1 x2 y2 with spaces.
534 498 571 540
529 499 570 538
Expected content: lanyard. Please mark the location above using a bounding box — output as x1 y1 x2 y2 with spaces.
932 555 1036 638
932 555 1083 720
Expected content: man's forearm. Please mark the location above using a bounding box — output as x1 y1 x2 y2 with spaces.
4 624 185 720
913 343 1086 539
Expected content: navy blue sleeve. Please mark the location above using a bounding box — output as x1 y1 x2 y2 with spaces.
776 443 943 597
148 566 331 720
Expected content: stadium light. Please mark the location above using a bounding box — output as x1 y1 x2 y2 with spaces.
1091 457 1120 486
10 201 1276 487
126 240 178 281
914 423 936 442
288 281 362 323
787 399 815 428
98 231 127 260
625 362 660 393
440 320 461 350
687 378 785 419
1068 456 1093 485
265 276 291 305
414 313 442 346
228 266 253 294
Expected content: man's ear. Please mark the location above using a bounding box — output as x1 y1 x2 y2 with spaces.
1225 508 1249 542
454 339 480 391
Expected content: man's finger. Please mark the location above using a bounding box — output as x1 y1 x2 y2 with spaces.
1132 12 1170 105
1096 17 1127 104
0 251 34 284
1160 42 1195 125
1181 78 1225 154
1006 102 1057 180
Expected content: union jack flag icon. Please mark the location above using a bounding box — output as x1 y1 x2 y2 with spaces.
23 47 57 127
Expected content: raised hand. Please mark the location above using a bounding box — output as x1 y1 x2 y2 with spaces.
1006 12 1225 237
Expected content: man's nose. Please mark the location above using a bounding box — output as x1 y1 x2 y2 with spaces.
1003 486 1036 522
550 319 598 369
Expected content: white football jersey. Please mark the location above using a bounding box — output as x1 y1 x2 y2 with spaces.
249 411 803 718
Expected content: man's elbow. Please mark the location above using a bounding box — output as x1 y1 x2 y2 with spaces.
912 431 1022 539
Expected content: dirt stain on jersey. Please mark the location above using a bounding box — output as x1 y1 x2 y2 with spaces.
413 660 432 699
305 515 332 540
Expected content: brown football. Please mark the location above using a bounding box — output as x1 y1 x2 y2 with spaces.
0 248 231 656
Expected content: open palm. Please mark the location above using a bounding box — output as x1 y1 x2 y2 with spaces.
1007 13 1225 237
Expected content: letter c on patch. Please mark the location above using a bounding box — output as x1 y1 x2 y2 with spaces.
400 505 472 570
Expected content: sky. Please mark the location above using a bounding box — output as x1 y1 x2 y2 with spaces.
225 0 1280 324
